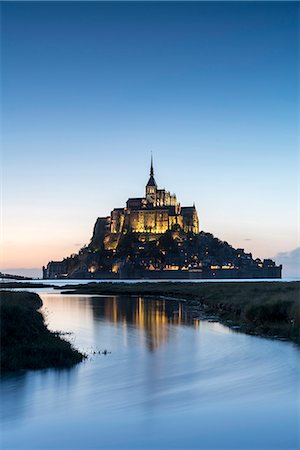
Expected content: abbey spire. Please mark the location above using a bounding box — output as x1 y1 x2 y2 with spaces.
146 153 157 205
150 153 154 177
146 153 157 188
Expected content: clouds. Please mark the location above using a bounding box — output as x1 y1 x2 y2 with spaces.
273 247 300 278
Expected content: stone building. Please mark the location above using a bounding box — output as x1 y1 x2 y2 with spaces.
96 157 199 245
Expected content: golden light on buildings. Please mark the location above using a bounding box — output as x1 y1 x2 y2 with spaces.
106 157 199 237
112 263 119 273
164 265 179 270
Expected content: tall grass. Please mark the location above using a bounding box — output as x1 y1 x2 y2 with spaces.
0 291 85 372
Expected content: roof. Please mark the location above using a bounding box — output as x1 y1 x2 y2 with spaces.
181 206 196 213
146 175 157 187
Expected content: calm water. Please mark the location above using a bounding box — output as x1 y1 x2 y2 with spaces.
1 292 299 450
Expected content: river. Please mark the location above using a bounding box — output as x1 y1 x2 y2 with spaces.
1 290 299 449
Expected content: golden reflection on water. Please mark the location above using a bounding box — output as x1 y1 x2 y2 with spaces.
40 294 200 352
91 295 200 351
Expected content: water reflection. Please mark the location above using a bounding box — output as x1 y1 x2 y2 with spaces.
90 295 199 351
0 366 80 424
0 372 28 423
1 293 299 450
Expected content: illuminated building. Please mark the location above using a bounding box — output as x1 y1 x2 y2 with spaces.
95 156 199 246
43 157 282 280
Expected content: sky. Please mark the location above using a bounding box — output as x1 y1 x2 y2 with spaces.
1 1 299 277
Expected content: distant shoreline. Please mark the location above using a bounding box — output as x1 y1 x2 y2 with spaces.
56 281 300 345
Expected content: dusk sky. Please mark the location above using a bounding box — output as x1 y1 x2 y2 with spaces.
1 1 299 277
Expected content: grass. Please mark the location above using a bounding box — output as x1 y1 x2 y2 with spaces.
0 290 86 372
58 281 300 343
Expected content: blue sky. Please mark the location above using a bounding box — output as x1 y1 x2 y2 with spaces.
1 1 299 276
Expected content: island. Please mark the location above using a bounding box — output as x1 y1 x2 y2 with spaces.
43 158 282 280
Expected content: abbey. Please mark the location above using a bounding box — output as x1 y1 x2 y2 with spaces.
97 157 199 245
43 157 282 280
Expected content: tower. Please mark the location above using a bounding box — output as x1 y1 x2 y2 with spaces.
145 154 157 205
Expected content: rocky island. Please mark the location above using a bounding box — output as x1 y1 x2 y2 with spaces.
43 158 282 280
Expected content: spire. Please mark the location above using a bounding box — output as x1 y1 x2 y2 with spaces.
150 152 154 177
146 152 157 188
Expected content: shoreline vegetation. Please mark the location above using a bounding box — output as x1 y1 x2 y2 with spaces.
57 281 300 344
0 291 86 373
1 282 299 363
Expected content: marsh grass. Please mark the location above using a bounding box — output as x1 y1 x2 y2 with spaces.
0 291 86 372
59 281 300 343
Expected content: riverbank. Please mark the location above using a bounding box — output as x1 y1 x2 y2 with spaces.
0 291 86 372
58 281 300 343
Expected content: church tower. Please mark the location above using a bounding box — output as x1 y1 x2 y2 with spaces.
145 154 157 205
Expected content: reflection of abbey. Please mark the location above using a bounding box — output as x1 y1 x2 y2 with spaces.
43 156 282 280
104 157 199 236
